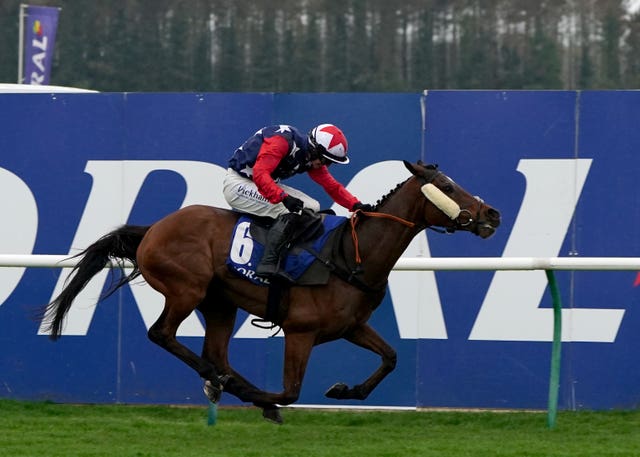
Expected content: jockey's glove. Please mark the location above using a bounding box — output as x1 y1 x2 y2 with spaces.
282 195 304 213
352 202 375 212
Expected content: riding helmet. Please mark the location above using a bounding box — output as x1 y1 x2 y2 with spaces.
308 124 349 164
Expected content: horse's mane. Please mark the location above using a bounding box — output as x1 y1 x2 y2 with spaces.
374 177 411 210
371 163 438 210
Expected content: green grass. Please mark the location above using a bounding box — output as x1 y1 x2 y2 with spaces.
1 399 639 457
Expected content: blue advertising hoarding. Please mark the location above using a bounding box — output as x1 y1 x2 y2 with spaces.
0 91 638 410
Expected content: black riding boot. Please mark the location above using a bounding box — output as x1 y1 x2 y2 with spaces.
256 213 299 278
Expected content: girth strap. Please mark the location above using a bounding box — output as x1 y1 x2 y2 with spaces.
304 245 384 295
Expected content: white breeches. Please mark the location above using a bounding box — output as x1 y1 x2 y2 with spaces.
223 169 320 219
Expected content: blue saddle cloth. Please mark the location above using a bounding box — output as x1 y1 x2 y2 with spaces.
226 214 346 286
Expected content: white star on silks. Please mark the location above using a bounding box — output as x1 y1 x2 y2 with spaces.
241 165 254 176
276 125 291 134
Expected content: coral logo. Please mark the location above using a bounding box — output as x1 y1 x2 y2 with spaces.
33 20 43 36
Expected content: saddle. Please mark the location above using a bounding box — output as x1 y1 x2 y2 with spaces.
226 210 347 326
227 209 346 286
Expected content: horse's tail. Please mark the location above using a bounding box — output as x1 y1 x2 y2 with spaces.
42 225 150 340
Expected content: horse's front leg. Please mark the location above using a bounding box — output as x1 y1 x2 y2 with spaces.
325 323 397 400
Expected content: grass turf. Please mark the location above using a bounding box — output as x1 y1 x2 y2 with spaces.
1 399 639 457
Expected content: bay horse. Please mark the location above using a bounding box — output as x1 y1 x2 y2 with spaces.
41 160 500 423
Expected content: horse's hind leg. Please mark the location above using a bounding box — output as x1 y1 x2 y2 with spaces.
202 316 317 419
147 292 226 399
199 295 283 423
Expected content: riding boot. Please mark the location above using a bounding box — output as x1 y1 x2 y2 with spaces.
256 213 299 278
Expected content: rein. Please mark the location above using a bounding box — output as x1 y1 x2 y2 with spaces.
339 166 483 290
350 209 415 265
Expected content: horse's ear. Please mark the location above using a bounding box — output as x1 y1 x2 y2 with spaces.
403 160 419 176
418 160 438 170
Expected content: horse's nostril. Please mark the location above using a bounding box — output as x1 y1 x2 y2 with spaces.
488 208 501 222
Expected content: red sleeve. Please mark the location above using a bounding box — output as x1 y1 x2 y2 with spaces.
253 135 289 203
308 166 359 211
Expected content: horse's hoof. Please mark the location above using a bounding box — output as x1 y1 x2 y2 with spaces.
325 382 349 399
203 380 223 403
262 406 283 425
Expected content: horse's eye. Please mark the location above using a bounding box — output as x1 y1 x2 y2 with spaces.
442 184 454 193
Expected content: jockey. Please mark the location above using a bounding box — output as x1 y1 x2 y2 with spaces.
223 123 374 279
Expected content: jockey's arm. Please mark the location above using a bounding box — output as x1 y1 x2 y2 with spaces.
308 166 359 211
253 136 289 203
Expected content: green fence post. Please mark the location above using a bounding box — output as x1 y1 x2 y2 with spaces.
545 269 563 429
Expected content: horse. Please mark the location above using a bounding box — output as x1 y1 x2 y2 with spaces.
41 160 500 424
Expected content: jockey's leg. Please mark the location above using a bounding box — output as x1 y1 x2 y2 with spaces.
256 212 300 278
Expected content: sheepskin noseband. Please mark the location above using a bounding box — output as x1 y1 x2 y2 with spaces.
420 183 461 220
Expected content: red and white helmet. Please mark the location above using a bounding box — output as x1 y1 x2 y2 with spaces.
308 124 349 164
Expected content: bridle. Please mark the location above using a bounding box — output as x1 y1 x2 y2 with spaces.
343 167 486 291
427 199 483 235
348 168 484 262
